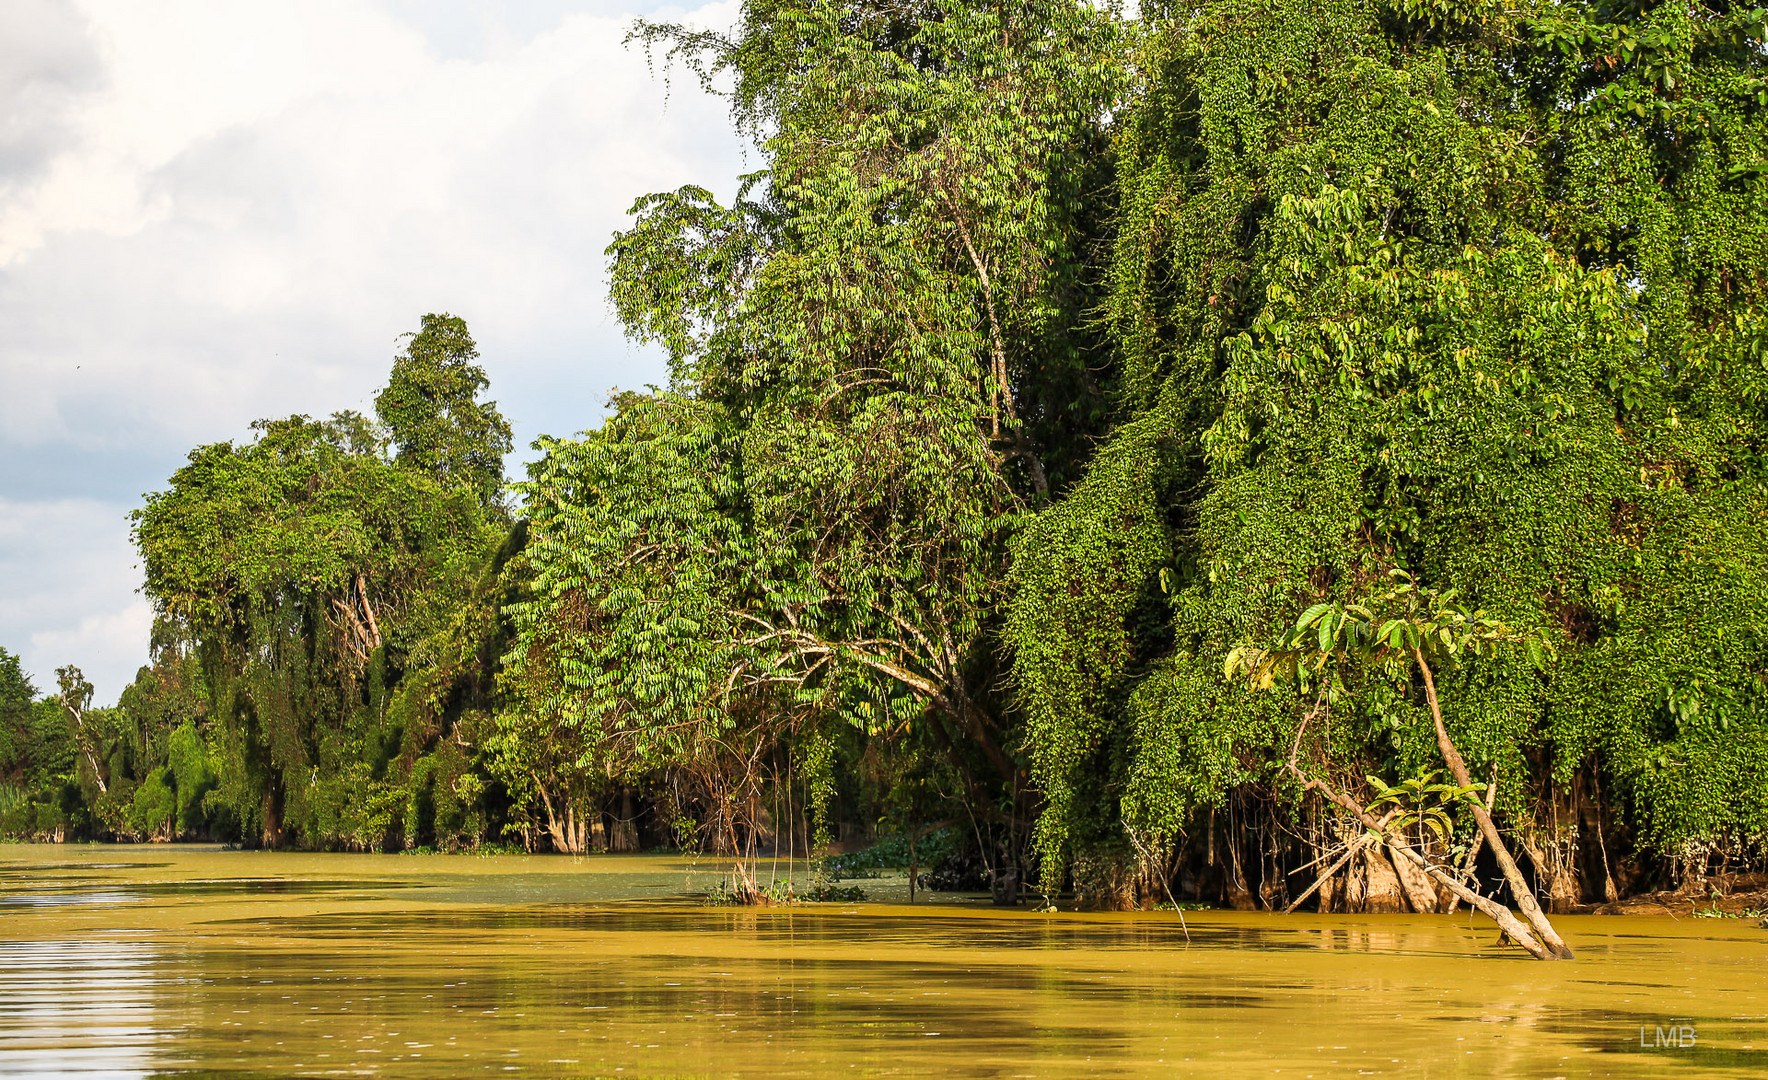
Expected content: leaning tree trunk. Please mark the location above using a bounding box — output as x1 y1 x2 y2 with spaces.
1289 764 1557 960
1415 650 1573 958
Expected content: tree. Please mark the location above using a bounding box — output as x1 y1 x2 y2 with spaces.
1008 0 1768 910
500 393 743 857
0 648 35 780
504 0 1129 891
0 648 81 840
115 643 218 840
133 317 512 849
56 666 106 796
374 313 514 511
1229 573 1573 958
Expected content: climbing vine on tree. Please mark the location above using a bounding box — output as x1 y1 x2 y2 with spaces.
1011 0 1768 913
14 2 1767 936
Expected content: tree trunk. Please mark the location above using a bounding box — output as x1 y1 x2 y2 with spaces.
728 857 764 905
1588 767 1619 904
1287 836 1359 914
1518 827 1580 915
79 743 109 795
1361 845 1407 913
261 779 284 849
1443 780 1495 916
1343 845 1368 912
611 788 640 852
534 776 583 854
1224 810 1256 910
1389 838 1440 913
1259 809 1286 910
1387 838 1554 960
1414 650 1573 958
1285 761 1554 959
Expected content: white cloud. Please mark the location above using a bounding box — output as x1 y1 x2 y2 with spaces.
0 0 749 702
0 0 105 196
28 601 154 696
0 497 145 701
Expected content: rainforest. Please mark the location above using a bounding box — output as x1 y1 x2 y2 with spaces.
4 0 1767 956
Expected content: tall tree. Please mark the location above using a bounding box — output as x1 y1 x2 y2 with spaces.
506 0 1127 884
133 319 512 848
375 313 514 511
56 666 106 796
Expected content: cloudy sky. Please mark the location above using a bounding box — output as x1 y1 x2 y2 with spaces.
1 0 748 702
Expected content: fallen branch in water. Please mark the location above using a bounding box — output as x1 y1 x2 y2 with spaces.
1283 749 1553 960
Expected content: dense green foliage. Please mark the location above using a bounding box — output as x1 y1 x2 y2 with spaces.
376 314 514 510
0 649 74 836
493 0 1129 881
0 648 221 841
113 316 516 849
1012 0 1768 902
8 0 1766 917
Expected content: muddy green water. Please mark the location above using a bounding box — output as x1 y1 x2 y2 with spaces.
0 846 1762 1078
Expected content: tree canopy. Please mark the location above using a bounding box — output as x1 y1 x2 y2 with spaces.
375 313 514 510
8 1 1767 939
125 317 514 848
1010 0 1768 906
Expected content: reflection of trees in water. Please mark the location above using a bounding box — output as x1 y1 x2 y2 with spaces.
0 938 167 1078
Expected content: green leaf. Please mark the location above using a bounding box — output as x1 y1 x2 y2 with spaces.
1295 602 1334 632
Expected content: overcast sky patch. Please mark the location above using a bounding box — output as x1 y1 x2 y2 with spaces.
0 0 747 701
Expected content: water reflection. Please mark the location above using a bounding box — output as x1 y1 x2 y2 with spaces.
0 939 168 1079
0 847 1761 1078
0 893 140 909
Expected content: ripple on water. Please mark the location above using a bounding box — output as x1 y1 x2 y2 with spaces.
0 938 172 1079
0 848 1764 1078
0 891 142 908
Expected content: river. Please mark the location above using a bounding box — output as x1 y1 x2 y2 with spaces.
0 845 1760 1077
